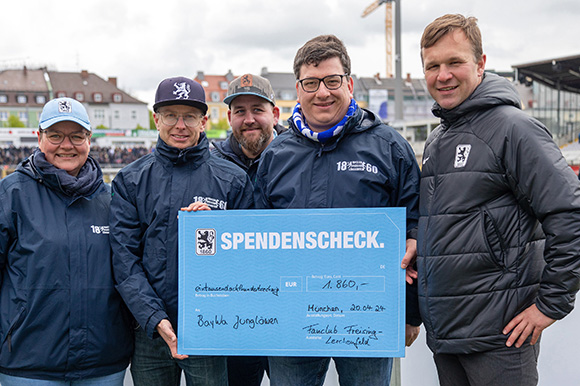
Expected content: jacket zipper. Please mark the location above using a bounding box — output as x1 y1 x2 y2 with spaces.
482 208 508 270
420 127 445 335
4 307 26 353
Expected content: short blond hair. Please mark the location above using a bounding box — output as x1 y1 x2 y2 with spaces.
421 14 483 63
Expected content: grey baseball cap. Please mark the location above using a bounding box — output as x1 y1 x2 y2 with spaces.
223 74 276 106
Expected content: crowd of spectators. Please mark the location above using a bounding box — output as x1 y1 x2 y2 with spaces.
0 145 154 168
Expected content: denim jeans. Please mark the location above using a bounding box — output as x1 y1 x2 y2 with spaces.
433 343 540 386
227 356 269 386
0 370 125 386
131 327 227 386
268 356 393 386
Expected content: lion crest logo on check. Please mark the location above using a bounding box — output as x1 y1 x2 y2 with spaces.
195 228 216 256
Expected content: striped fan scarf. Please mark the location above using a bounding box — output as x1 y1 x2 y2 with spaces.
291 99 358 143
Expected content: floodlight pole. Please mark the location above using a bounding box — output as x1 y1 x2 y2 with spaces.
394 0 403 121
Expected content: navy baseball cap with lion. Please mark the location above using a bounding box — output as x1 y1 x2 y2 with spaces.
153 76 208 114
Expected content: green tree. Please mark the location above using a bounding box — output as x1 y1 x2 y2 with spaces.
7 114 25 128
95 124 109 129
210 118 230 131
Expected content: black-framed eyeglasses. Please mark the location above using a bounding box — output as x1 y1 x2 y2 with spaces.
40 129 90 146
297 74 349 93
158 112 203 128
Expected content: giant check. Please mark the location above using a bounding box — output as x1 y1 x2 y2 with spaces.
178 208 406 357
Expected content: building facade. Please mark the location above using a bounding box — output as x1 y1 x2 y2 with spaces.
0 67 149 138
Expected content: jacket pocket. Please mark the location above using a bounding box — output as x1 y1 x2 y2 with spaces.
1 306 26 353
481 209 507 270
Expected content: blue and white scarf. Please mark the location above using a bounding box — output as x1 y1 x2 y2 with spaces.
291 99 358 143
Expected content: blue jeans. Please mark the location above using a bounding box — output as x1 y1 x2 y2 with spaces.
0 370 125 386
131 327 227 386
433 343 540 386
268 357 393 386
227 356 269 386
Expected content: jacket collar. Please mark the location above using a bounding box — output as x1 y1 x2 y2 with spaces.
18 149 103 198
288 106 379 150
155 133 210 166
432 72 522 127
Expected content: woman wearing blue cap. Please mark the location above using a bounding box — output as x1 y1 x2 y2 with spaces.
0 97 132 385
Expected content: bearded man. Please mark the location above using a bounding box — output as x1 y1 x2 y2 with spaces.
213 74 285 182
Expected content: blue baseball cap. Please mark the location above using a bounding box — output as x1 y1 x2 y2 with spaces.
39 97 91 132
153 76 208 114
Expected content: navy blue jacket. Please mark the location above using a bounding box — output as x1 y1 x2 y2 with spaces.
110 134 254 338
0 153 132 380
254 107 421 325
212 123 287 182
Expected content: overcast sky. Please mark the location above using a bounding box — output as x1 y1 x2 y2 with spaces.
2 0 578 109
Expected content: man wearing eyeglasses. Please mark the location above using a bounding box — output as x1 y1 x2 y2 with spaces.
110 77 253 386
254 35 422 386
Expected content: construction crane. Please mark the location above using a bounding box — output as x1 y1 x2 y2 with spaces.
361 0 404 121
362 0 393 78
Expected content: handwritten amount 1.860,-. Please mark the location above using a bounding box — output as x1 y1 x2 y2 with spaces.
321 279 368 291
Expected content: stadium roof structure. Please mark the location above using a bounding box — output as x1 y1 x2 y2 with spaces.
512 54 580 94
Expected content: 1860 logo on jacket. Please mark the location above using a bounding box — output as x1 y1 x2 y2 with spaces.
196 228 216 256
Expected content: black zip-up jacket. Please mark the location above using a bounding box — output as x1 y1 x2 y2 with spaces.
417 72 580 354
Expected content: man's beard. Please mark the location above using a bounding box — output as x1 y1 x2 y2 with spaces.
235 129 271 156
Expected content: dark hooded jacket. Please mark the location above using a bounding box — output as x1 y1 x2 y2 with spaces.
417 72 580 354
254 106 422 325
110 134 253 338
212 123 287 182
0 151 132 380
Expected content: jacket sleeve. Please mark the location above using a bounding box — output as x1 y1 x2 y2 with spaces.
391 139 421 240
110 172 169 338
0 193 9 291
253 151 273 209
505 116 580 320
228 173 254 210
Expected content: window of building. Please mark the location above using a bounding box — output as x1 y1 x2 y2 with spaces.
220 81 228 90
211 92 220 102
56 91 66 98
282 106 292 113
94 109 105 119
0 111 8 121
211 107 219 122
16 95 28 104
74 92 84 102
93 92 103 102
19 112 28 122
0 95 7 103
112 93 123 103
280 91 295 100
131 110 137 119
114 110 120 119
35 95 46 104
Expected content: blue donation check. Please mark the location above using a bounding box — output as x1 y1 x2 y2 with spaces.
177 207 406 357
